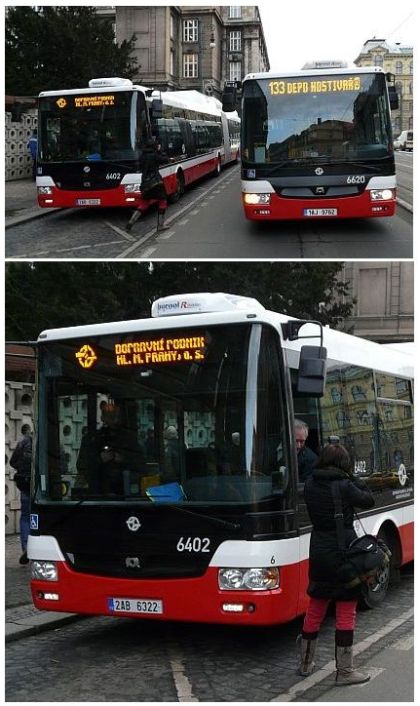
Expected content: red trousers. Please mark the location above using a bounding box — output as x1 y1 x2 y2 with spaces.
303 597 357 632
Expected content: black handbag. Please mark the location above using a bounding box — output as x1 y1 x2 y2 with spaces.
332 481 391 588
141 174 163 199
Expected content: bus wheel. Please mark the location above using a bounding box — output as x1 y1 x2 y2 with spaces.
360 528 397 609
168 171 185 204
212 156 221 177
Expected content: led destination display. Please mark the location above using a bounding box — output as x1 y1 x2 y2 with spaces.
115 335 206 366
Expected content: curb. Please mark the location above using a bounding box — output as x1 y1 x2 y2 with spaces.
396 197 413 213
5 207 63 229
5 607 85 643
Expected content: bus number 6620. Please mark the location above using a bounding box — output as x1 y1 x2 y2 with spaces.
176 537 211 552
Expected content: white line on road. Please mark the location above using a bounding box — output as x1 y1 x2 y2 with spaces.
103 220 136 242
117 166 238 258
167 643 199 702
270 606 414 702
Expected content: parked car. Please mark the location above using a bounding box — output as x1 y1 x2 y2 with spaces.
394 130 413 151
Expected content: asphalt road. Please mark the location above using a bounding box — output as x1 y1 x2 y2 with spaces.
5 564 413 702
5 158 412 260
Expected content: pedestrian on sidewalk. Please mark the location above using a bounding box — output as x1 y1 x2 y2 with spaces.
126 137 171 233
10 424 33 565
297 443 375 685
27 129 38 181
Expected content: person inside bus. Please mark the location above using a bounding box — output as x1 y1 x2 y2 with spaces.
297 443 375 686
295 419 318 482
76 401 145 494
126 136 171 234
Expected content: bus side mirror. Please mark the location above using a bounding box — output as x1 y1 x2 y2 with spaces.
151 99 163 119
296 345 327 397
388 87 399 111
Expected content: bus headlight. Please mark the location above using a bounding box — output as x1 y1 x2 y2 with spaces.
38 186 53 195
124 184 142 193
31 561 58 581
243 193 271 205
218 567 279 590
370 189 394 201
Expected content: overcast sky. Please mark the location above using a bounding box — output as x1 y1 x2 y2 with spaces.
258 1 415 71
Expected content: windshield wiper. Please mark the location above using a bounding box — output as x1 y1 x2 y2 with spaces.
157 503 241 531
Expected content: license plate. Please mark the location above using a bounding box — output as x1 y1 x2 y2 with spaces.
107 598 163 615
76 198 101 206
303 208 338 217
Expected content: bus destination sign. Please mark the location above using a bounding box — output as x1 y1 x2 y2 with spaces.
268 76 361 96
115 335 206 367
56 95 116 109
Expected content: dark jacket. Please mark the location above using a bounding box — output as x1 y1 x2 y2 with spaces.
140 145 168 200
298 446 318 482
304 466 375 600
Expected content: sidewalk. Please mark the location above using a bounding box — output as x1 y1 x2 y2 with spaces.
5 534 82 643
5 179 59 228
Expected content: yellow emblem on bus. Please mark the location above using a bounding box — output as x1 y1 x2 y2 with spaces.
56 97 67 109
75 344 97 369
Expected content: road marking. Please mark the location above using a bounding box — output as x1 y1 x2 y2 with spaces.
392 634 414 651
117 166 238 258
103 220 136 241
167 643 199 702
140 247 156 257
157 231 175 239
270 606 414 702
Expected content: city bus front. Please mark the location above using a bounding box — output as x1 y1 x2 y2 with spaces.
37 78 151 208
29 296 311 625
241 68 396 220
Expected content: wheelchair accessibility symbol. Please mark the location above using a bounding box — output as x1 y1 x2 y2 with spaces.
30 514 39 530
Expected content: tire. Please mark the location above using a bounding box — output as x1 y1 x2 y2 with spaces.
212 156 221 177
168 170 184 204
360 528 396 609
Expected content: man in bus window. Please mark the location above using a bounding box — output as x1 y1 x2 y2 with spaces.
76 401 144 493
295 418 318 482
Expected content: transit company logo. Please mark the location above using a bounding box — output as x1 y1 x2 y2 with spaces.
75 344 98 369
56 97 67 109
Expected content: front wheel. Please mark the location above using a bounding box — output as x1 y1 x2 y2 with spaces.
360 529 397 609
168 170 185 204
212 156 221 177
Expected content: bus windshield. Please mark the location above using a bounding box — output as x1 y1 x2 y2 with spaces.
242 72 393 166
36 323 290 506
38 90 147 163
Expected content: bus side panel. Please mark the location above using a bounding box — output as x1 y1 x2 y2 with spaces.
399 521 414 564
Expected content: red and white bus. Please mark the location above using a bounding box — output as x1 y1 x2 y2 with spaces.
36 78 240 211
29 292 413 625
225 66 398 221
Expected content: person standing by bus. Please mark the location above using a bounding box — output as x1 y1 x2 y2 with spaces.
126 137 171 233
10 425 33 564
27 128 38 181
297 443 375 686
295 419 318 481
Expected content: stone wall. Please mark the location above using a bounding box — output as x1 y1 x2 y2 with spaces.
5 382 35 534
5 111 37 181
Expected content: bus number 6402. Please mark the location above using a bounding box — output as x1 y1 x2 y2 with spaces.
176 537 211 552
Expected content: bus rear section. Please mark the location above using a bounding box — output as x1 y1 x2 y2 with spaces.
240 68 397 220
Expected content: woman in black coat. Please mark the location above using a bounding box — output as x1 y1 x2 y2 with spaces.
126 137 170 232
298 443 374 686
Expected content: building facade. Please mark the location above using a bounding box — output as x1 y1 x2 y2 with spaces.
354 39 413 135
114 6 269 99
341 262 414 343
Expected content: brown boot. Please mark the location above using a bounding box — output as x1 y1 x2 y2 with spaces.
126 209 141 232
156 210 170 232
296 633 318 676
335 631 370 686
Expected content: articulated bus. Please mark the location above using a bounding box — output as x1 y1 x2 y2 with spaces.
29 293 413 625
224 66 398 221
36 77 240 211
